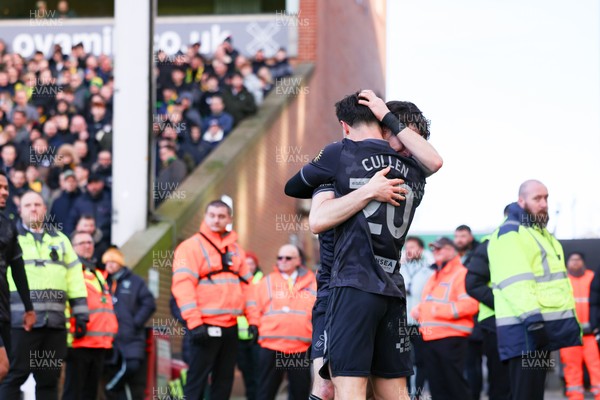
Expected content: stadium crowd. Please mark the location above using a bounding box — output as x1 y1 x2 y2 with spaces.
0 28 295 399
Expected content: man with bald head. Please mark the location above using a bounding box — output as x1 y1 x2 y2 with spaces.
487 180 580 400
0 191 89 399
247 244 316 400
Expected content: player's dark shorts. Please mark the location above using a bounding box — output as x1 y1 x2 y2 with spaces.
310 295 328 360
325 286 413 378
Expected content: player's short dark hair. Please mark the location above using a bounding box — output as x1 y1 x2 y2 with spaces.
205 200 232 215
455 225 472 233
335 92 379 128
567 252 586 262
405 236 425 249
0 170 6 179
386 101 431 140
78 214 95 222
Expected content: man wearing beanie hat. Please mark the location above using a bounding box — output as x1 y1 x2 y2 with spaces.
103 246 156 400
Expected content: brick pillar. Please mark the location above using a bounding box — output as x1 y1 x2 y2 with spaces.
297 0 318 61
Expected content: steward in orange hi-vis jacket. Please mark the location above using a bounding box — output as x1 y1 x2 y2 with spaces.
412 237 478 400
560 252 600 400
246 244 316 400
172 200 254 400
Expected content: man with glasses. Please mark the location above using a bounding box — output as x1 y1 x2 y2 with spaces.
247 244 316 400
63 231 118 399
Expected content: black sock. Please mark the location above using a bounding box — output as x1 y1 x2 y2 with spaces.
309 395 323 400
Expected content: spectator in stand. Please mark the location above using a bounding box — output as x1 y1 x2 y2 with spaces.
198 74 222 117
74 164 89 190
201 95 233 135
70 115 99 158
177 92 202 128
75 214 109 265
222 36 240 67
10 90 38 123
25 165 50 203
97 56 113 83
34 1 49 18
70 43 86 70
8 168 28 206
179 124 204 166
29 136 53 170
104 247 156 400
49 170 81 227
171 67 192 95
211 59 229 88
10 110 30 145
86 96 112 151
74 139 93 168
92 150 112 188
15 128 39 166
252 49 267 74
31 69 57 112
67 172 111 242
0 71 13 97
257 67 274 97
69 72 88 113
57 0 77 18
49 48 67 78
43 120 63 148
0 144 18 175
186 53 205 85
222 72 257 126
155 142 187 206
270 47 293 80
47 143 79 191
197 120 226 163
240 62 264 106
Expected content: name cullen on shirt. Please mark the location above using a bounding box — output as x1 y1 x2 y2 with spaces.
362 155 410 176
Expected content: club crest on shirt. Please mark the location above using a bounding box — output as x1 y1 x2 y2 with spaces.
313 148 324 162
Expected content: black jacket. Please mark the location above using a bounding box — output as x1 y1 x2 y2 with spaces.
107 267 156 361
0 213 32 322
590 271 600 333
465 240 496 331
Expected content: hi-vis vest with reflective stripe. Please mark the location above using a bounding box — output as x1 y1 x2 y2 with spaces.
67 268 118 348
172 223 252 330
8 226 88 329
248 267 316 353
418 256 479 341
569 269 595 334
238 271 264 340
488 212 581 361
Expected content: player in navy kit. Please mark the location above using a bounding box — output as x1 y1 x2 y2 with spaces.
286 91 442 399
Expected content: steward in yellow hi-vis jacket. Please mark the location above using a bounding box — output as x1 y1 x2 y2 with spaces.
0 191 88 399
487 181 581 400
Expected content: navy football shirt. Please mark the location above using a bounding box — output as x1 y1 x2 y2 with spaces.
313 184 335 299
286 138 426 298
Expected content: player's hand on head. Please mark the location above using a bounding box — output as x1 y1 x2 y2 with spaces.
358 89 389 121
366 167 407 206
